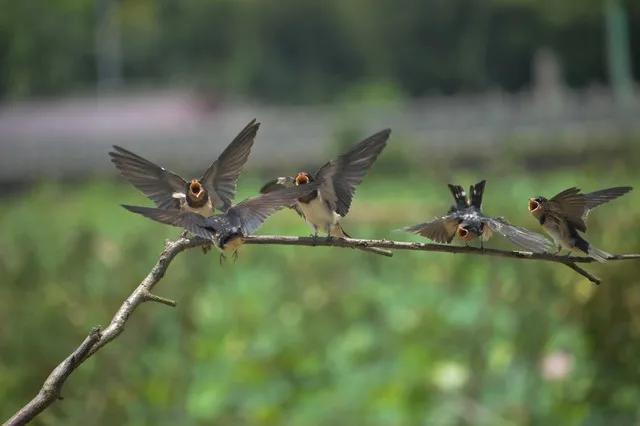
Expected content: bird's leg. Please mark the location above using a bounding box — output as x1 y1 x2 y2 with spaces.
325 225 334 241
219 253 226 265
232 250 239 263
180 230 190 238
480 240 484 250
311 226 319 245
555 245 562 255
201 242 212 254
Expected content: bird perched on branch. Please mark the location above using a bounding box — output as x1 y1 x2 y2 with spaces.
122 183 320 262
260 129 392 257
403 180 552 253
109 119 260 216
528 186 633 262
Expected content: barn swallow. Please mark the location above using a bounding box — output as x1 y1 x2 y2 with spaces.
528 186 633 262
109 119 259 216
122 183 319 261
260 129 392 256
403 180 553 253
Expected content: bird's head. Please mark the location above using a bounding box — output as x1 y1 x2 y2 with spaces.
528 196 546 217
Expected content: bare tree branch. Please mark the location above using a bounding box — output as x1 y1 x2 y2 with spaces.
240 235 640 263
239 235 639 285
4 237 200 426
4 328 102 426
5 234 639 424
563 263 603 285
242 236 639 259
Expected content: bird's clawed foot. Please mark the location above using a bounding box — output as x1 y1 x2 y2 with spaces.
202 242 213 254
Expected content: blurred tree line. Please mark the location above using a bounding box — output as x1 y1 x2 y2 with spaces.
0 0 638 102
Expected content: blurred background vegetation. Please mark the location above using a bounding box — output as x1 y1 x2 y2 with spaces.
1 0 640 101
1 0 640 424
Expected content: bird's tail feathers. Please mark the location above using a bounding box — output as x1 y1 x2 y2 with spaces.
587 245 613 263
470 180 486 209
448 184 468 209
574 234 612 263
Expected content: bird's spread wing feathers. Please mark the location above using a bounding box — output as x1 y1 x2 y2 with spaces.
259 176 296 192
109 146 187 210
121 205 215 239
583 186 632 213
200 119 260 212
549 186 632 231
230 182 320 235
259 176 305 218
315 129 390 216
403 215 460 244
483 216 552 253
548 187 588 231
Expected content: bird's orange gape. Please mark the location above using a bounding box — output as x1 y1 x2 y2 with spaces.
189 180 205 199
528 199 541 212
295 172 310 185
457 225 474 242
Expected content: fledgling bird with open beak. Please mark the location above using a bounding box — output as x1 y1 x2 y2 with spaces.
259 129 392 257
122 183 320 262
109 119 260 216
528 186 633 262
403 180 553 253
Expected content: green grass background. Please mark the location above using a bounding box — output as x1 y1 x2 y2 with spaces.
1 162 639 425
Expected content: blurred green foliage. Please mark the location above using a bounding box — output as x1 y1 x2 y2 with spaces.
1 0 639 101
1 161 639 424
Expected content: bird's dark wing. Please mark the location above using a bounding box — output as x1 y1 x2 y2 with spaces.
483 216 552 253
315 129 390 216
402 214 460 244
259 176 296 193
229 182 320 235
109 146 187 210
583 186 632 212
259 176 305 218
200 119 260 212
121 205 215 239
548 187 588 232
